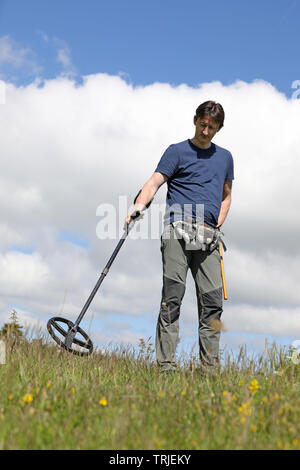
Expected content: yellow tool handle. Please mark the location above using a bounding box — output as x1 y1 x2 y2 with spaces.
219 241 228 300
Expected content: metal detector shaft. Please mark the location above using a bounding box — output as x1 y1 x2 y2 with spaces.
73 189 150 329
47 189 152 355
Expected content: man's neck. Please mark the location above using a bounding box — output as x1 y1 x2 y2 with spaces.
190 137 212 149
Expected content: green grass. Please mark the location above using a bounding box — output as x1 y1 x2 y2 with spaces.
1 331 300 450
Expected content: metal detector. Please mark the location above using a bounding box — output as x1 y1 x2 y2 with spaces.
47 190 151 356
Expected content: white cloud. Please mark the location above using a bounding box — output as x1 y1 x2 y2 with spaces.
224 304 300 336
56 44 72 69
93 328 149 350
0 35 41 76
0 224 23 250
0 34 76 82
225 247 300 307
1 73 300 353
38 31 76 77
36 30 49 44
53 37 76 77
0 251 50 296
0 35 31 67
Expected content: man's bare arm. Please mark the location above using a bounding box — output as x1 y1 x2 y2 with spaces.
126 172 168 224
216 181 233 228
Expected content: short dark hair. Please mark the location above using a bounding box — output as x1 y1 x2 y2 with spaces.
195 101 225 129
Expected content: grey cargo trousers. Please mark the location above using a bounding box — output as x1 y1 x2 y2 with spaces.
155 223 223 371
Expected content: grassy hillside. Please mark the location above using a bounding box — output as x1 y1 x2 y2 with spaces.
0 331 300 450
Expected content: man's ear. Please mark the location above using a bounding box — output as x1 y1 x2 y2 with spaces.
193 115 197 125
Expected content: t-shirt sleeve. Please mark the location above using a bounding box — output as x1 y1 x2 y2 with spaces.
155 144 180 178
225 151 234 181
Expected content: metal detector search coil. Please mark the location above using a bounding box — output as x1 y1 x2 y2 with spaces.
47 190 152 356
47 317 93 356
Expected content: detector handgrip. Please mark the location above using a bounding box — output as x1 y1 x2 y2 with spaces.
130 210 141 220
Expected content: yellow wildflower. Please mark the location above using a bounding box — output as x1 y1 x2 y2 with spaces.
238 400 252 416
181 388 187 396
223 391 236 404
271 393 279 401
249 379 260 395
239 379 244 386
289 426 296 435
153 439 163 450
99 397 108 406
250 425 257 433
8 394 13 400
46 381 51 388
71 387 75 395
22 393 34 403
292 438 299 447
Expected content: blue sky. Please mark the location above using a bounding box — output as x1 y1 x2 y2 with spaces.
0 0 299 97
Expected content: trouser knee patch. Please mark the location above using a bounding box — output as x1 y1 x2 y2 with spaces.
160 277 185 324
200 287 223 325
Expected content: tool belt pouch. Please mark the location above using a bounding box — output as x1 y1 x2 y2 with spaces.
172 221 223 251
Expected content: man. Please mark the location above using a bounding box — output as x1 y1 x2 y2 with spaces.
126 101 234 373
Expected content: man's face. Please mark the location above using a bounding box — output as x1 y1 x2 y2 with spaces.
193 114 220 146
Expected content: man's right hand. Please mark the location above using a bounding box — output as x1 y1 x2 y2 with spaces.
125 203 146 225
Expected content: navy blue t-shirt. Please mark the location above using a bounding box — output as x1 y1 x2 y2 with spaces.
155 139 234 227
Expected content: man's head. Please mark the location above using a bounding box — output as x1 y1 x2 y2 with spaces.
193 100 224 148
